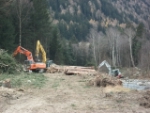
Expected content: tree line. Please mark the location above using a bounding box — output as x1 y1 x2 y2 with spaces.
86 23 150 71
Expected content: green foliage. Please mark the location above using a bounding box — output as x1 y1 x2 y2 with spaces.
49 27 64 64
132 23 144 65
85 44 95 66
134 4 142 14
0 0 15 52
136 23 144 38
70 35 78 44
49 0 69 12
0 16 15 51
50 0 91 41
80 0 92 19
0 50 22 74
101 0 124 23
57 15 91 41
49 27 58 60
23 0 52 53
63 42 76 65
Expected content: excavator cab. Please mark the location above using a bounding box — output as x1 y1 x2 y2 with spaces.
24 60 33 66
24 60 33 71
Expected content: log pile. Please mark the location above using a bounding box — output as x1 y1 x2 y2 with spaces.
46 64 64 73
46 64 97 76
64 66 96 75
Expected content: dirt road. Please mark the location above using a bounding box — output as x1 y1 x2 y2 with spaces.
0 73 150 113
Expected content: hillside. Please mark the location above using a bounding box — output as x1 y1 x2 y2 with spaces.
49 0 150 40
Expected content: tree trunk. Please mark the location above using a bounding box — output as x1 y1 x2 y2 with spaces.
112 38 116 67
129 37 135 67
19 16 21 46
92 35 97 66
17 0 22 46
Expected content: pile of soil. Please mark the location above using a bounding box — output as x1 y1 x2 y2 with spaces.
139 91 150 108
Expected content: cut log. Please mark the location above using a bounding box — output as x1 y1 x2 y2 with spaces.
46 64 97 75
64 69 97 76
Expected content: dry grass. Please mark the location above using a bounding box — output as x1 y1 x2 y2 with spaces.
0 73 150 113
104 85 131 93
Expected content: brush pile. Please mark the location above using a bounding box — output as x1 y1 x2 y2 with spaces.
87 74 122 87
0 49 22 74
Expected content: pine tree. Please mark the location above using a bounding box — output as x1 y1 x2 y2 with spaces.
63 42 75 65
0 0 15 52
48 27 65 64
132 23 144 65
0 17 15 51
29 0 52 53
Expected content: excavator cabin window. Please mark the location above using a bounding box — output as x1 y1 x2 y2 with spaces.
24 60 33 65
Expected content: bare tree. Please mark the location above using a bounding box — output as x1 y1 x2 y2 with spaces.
0 0 12 15
71 41 90 65
117 34 130 67
89 28 98 66
96 32 109 63
88 28 109 66
16 0 21 46
106 27 122 67
15 0 32 46
139 41 150 71
124 28 136 67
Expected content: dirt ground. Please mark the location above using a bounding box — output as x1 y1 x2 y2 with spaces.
0 73 150 113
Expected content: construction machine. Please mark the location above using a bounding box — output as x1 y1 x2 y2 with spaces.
13 40 49 72
35 40 53 68
35 40 46 63
98 60 121 77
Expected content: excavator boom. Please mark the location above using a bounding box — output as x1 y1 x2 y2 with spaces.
98 60 121 76
35 40 46 63
13 46 34 62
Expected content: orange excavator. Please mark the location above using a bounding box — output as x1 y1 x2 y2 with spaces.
13 41 47 72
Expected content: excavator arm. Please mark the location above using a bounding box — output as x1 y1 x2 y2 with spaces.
13 46 34 62
35 40 46 63
98 60 112 75
98 60 121 77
